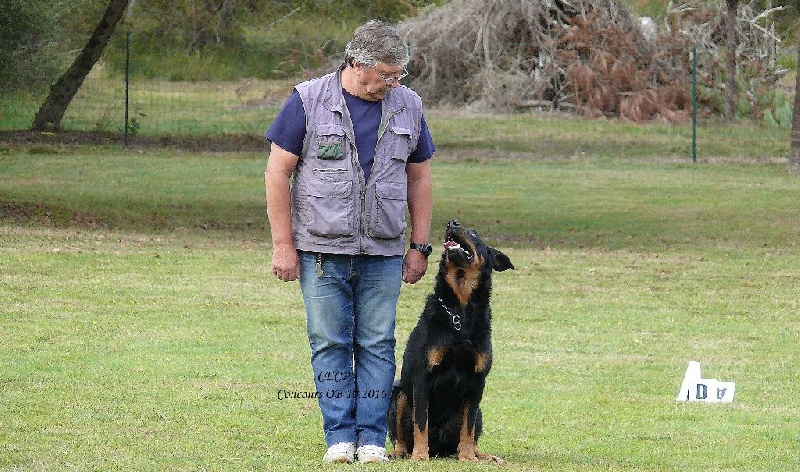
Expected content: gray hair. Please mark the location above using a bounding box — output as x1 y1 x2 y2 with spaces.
344 20 409 69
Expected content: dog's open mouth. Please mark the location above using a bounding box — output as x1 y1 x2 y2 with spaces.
444 236 473 262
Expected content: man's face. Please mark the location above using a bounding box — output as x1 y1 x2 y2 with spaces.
355 61 406 101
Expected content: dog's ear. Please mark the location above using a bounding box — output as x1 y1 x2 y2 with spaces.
489 247 514 272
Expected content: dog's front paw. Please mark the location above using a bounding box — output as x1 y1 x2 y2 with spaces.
410 450 429 461
389 447 409 459
458 452 479 462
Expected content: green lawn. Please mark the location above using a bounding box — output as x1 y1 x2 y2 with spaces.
1 128 799 470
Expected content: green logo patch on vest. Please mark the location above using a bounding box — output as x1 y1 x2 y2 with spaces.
318 142 345 160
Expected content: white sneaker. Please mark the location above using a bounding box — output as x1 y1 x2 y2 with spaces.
323 442 356 463
356 444 389 463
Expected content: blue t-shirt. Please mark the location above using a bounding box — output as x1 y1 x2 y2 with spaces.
266 89 435 180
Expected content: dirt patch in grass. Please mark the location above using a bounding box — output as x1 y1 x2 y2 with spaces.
0 200 111 228
0 201 35 220
0 130 268 153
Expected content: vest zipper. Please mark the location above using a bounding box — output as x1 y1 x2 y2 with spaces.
358 187 366 252
353 141 367 254
377 107 405 145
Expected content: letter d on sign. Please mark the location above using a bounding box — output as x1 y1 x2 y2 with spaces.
695 383 708 400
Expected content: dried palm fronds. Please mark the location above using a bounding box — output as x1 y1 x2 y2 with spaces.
398 0 786 122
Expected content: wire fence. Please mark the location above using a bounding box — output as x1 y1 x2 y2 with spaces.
1 33 794 160
64 70 289 138
2 31 308 139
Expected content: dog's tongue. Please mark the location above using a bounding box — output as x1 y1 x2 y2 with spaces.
444 239 461 250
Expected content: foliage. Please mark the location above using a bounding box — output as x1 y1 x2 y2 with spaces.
301 0 423 21
627 0 671 19
399 0 793 124
0 0 62 92
98 0 442 80
767 0 800 39
8 1 794 93
0 0 113 93
762 90 793 127
124 0 260 52
3 0 442 90
677 0 795 126
5 0 795 128
628 0 799 40
560 9 691 122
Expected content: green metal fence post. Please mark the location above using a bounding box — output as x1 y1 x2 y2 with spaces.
692 47 697 163
124 30 130 148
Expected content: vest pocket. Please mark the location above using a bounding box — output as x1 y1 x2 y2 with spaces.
389 126 412 159
368 181 407 239
305 178 354 237
315 124 347 160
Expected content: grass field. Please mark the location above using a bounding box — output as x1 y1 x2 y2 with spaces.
2 116 800 470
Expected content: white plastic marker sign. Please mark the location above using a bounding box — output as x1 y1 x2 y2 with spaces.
676 361 735 403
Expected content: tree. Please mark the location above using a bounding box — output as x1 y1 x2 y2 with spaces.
724 0 739 120
30 0 129 131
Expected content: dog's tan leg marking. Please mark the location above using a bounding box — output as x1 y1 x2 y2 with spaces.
411 417 429 460
473 350 489 373
411 389 429 460
390 392 410 458
426 346 448 371
457 403 478 462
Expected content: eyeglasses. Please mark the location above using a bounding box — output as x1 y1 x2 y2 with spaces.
375 68 409 84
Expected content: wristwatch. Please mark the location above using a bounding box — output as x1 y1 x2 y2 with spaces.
410 242 433 258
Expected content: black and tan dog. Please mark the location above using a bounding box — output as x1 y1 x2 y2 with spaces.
388 220 514 461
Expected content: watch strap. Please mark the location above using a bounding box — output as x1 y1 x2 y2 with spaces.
410 242 433 257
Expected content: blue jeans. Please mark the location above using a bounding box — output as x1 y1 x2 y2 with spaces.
298 251 402 448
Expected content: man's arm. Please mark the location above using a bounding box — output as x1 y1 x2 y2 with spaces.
265 142 301 282
403 160 433 284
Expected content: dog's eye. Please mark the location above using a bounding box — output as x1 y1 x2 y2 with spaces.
468 230 479 238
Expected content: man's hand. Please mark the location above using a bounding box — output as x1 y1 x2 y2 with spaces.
402 249 428 284
271 242 300 282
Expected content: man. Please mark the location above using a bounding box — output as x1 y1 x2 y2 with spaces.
264 20 435 463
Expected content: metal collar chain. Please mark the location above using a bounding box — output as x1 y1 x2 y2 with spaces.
438 297 462 331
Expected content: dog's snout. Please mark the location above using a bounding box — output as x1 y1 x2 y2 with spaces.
447 220 461 230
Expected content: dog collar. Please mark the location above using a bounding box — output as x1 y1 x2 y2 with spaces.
438 297 462 331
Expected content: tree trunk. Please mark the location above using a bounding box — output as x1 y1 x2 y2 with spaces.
790 36 800 176
30 0 129 131
724 0 738 120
